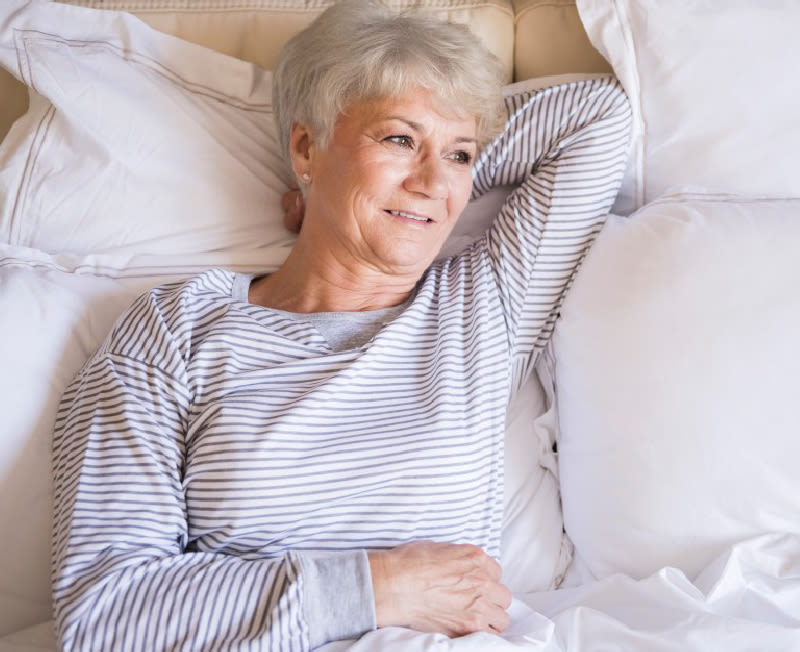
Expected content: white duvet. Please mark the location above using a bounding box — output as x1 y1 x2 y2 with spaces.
3 535 797 652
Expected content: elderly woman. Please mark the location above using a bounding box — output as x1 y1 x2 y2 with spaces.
52 1 631 650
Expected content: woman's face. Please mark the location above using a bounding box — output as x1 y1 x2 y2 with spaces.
298 87 477 277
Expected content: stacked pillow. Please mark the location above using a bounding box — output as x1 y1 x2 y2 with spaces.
552 0 800 581
577 0 800 215
554 194 800 579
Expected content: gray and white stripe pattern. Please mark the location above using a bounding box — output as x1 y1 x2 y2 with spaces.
52 77 631 651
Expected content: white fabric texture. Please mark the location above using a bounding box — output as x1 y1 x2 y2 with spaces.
0 250 188 636
576 0 800 213
5 534 800 651
0 0 293 257
552 193 800 581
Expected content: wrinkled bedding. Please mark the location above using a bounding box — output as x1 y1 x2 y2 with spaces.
4 535 797 652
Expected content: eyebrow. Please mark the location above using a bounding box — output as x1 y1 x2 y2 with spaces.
385 116 478 145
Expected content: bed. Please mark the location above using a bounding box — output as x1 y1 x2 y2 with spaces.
1 1 799 650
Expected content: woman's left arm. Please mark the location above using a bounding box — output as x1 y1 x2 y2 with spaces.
472 76 632 385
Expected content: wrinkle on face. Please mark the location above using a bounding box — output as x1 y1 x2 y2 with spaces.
301 87 477 279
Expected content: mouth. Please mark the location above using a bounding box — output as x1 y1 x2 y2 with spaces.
384 209 434 224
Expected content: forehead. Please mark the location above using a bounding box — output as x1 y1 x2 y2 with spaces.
343 88 477 136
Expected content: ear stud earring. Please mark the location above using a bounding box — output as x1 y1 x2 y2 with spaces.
302 172 311 183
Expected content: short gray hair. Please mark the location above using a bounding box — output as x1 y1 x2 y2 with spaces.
272 0 505 163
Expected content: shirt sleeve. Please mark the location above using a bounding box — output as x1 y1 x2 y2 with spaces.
471 76 632 389
52 294 376 652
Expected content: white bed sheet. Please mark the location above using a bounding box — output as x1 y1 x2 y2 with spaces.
4 535 798 652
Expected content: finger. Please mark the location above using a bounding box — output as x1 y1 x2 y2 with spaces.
467 550 502 582
452 543 495 566
484 581 513 610
281 189 296 212
485 557 503 582
446 545 502 583
283 209 303 233
472 596 511 635
458 602 510 636
282 191 305 233
488 607 511 634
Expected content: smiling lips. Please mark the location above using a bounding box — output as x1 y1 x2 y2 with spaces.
385 209 433 223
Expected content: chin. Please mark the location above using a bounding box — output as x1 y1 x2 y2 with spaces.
376 247 436 275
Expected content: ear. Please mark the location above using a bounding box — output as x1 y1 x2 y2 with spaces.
289 122 315 181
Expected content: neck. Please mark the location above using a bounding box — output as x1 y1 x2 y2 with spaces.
250 234 421 313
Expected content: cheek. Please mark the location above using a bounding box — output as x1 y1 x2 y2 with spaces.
314 154 375 212
449 176 474 214
343 153 405 201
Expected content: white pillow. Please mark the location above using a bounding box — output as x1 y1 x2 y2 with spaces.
0 246 194 635
576 1 800 213
0 0 294 258
501 357 572 594
553 192 800 580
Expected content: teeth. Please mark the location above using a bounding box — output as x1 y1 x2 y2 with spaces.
388 210 429 222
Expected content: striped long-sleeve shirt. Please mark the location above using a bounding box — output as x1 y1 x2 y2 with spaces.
52 77 632 651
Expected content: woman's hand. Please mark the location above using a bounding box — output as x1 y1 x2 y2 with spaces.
282 184 305 233
368 540 512 637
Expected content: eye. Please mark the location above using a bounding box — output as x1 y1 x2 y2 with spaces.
447 150 474 166
385 135 414 148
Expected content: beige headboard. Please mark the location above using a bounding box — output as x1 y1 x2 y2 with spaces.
0 0 609 142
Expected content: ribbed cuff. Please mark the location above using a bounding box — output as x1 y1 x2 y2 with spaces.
298 549 377 649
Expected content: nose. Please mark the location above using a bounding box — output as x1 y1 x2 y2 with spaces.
404 154 448 200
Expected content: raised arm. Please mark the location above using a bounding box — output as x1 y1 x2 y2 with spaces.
472 76 632 386
51 293 374 652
